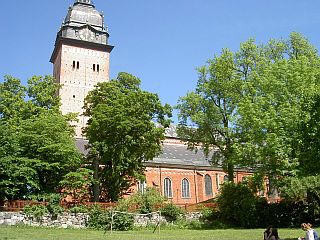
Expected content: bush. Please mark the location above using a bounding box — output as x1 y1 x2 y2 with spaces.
69 205 89 214
24 205 48 221
24 194 63 221
87 205 134 231
217 182 258 228
161 203 184 222
116 187 165 213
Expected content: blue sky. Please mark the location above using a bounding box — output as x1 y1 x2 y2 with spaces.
1 0 320 122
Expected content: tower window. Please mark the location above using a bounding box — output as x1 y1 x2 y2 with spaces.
93 64 96 72
72 61 76 69
73 95 76 99
97 64 100 72
77 61 80 69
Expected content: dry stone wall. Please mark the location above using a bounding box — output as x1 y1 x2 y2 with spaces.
0 212 201 229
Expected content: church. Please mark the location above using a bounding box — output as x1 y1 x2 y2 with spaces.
50 0 252 205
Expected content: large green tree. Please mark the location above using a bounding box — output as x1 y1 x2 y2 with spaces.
236 33 320 192
177 33 320 187
84 72 171 202
0 75 82 201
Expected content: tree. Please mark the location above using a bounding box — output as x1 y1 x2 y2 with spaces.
59 168 94 204
0 75 82 201
84 72 172 202
176 44 252 181
235 33 320 192
176 32 320 187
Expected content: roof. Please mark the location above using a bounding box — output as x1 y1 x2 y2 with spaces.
75 138 215 168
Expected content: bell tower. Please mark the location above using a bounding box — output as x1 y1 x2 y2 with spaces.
50 0 114 138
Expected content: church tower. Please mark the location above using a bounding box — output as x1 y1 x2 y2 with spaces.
50 0 114 138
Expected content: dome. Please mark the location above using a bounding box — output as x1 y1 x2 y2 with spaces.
64 0 105 31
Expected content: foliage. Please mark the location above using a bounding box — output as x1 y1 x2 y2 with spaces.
83 72 172 201
87 205 134 231
116 187 166 213
59 168 94 203
176 48 241 181
0 75 82 201
235 33 320 189
177 32 320 187
279 176 320 223
216 182 258 228
69 205 89 214
160 203 184 222
24 194 64 220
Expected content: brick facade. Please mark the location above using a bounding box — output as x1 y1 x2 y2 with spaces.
52 43 110 138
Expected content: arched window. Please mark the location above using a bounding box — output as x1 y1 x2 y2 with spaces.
181 178 190 198
205 174 213 196
164 178 172 198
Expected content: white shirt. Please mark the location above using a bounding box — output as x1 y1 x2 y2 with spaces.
306 229 315 240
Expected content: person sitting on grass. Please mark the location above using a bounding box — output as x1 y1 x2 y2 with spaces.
298 223 318 240
264 226 280 240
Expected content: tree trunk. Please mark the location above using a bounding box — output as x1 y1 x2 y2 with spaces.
92 157 100 202
227 162 235 183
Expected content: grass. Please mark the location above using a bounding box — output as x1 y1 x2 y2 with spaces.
0 226 314 240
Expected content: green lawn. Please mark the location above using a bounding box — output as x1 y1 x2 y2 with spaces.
0 226 312 240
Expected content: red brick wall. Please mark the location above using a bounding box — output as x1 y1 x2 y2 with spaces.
131 166 252 205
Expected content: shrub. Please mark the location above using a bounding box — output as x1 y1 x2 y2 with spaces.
24 194 64 220
24 205 48 221
161 203 184 222
217 182 258 228
87 205 134 231
69 205 89 214
116 187 165 213
46 194 64 219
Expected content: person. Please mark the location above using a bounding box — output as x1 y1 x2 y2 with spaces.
264 226 272 240
298 223 315 240
264 226 280 240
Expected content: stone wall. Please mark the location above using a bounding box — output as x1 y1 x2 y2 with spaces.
0 212 201 229
0 212 87 229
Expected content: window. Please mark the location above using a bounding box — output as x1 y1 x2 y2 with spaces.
97 64 100 72
77 61 80 69
73 61 76 69
164 178 172 198
216 174 220 190
73 95 76 99
137 181 146 194
93 64 96 72
181 178 190 198
205 174 213 196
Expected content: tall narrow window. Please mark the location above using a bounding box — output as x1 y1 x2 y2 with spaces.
73 61 76 69
164 178 172 198
216 174 220 190
138 181 146 194
205 174 213 196
93 64 96 72
181 178 190 198
97 64 100 72
77 61 79 69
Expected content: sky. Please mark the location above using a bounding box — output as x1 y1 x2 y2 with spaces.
1 0 320 122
